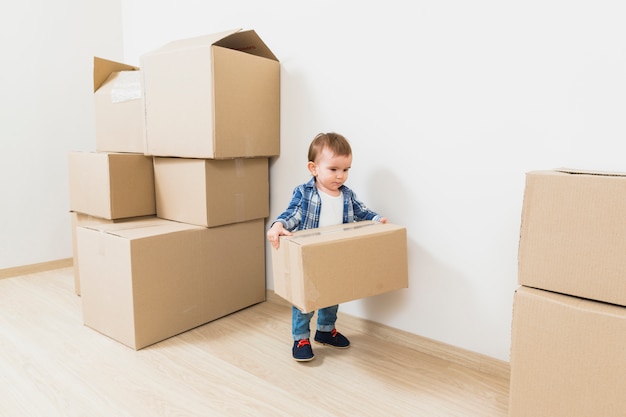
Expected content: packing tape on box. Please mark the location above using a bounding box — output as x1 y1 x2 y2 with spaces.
234 193 245 222
110 71 142 104
291 221 377 240
234 159 245 177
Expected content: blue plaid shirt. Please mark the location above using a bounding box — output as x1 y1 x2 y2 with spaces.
275 177 383 232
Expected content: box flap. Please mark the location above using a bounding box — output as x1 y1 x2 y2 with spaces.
214 29 278 61
79 217 201 239
143 28 278 61
94 57 139 92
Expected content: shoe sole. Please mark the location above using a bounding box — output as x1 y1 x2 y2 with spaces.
313 340 351 349
293 355 315 362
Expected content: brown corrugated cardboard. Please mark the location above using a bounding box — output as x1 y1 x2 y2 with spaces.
140 28 280 158
509 286 626 417
77 217 266 350
271 221 408 313
67 151 155 220
70 212 154 295
93 57 145 153
70 212 115 295
154 157 269 227
518 169 626 306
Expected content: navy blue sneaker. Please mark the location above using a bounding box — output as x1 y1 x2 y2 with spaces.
314 329 350 348
292 339 314 361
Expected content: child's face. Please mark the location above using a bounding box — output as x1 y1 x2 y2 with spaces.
308 146 352 196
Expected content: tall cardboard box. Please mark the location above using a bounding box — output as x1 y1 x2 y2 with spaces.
93 57 145 153
140 28 280 158
509 286 626 417
68 151 155 220
271 221 408 313
518 169 626 306
77 217 266 350
154 157 269 227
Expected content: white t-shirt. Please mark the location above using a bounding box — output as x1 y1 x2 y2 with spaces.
318 190 344 227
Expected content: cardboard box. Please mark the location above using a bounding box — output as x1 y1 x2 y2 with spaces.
509 286 626 417
154 157 269 227
68 151 155 220
271 221 408 313
70 212 116 295
70 212 154 295
518 169 626 306
140 28 280 158
93 57 145 153
76 217 266 350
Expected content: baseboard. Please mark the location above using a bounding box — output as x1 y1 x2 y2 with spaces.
0 258 73 280
265 290 510 380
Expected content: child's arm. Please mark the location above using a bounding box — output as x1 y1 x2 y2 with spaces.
349 189 388 223
267 221 293 249
267 185 308 248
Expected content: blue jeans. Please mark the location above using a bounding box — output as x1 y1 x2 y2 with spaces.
292 304 338 340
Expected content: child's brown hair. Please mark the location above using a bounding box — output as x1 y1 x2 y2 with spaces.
308 132 352 162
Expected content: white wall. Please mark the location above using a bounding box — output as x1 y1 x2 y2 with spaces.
121 0 626 362
3 0 625 364
0 1 124 269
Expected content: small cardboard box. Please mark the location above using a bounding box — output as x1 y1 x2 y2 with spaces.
93 57 145 153
518 169 626 306
77 217 266 350
154 157 269 227
271 221 408 313
509 286 626 417
68 151 155 220
140 28 280 158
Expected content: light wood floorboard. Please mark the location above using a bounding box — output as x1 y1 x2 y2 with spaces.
0 267 509 417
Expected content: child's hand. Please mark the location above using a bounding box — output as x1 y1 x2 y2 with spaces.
267 222 292 249
379 217 388 224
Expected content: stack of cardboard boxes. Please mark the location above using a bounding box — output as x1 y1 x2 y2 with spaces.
68 29 280 350
510 169 626 416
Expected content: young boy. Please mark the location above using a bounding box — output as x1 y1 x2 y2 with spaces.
267 132 387 361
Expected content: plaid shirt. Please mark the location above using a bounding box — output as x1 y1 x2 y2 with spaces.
275 177 383 232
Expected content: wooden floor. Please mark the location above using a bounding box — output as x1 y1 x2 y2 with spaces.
0 267 509 417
